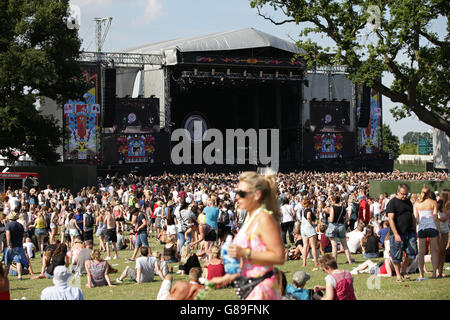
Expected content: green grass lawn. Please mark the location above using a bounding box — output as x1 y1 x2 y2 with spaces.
5 232 450 300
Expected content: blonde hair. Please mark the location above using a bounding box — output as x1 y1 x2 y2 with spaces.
90 249 101 260
239 171 280 222
418 186 431 203
180 245 191 265
210 245 220 259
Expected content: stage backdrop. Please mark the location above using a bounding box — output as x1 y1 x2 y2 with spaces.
357 84 382 158
63 65 101 163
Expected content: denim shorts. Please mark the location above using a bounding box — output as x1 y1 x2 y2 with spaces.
389 231 418 264
417 228 439 239
364 252 380 259
35 228 48 236
325 223 347 239
135 232 149 248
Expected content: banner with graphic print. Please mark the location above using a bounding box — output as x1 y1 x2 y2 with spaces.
63 66 101 163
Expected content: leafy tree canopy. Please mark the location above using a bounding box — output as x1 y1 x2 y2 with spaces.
403 131 432 145
250 0 450 137
0 0 88 164
382 124 400 159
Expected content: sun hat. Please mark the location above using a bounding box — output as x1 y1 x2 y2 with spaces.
292 271 310 287
167 200 174 206
7 212 18 220
52 266 72 286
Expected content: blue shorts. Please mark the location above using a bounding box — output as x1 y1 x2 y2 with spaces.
135 232 149 248
389 231 418 264
4 247 29 268
364 252 380 259
417 228 439 239
35 228 48 236
325 223 347 239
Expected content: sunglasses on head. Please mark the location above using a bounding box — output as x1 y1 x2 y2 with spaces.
236 190 251 198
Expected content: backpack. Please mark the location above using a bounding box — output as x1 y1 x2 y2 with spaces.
85 212 94 228
218 209 230 226
331 270 356 300
350 203 359 220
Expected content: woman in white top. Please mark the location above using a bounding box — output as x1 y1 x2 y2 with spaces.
413 187 440 280
280 198 295 246
437 189 449 278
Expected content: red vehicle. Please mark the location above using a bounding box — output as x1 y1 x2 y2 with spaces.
0 172 39 194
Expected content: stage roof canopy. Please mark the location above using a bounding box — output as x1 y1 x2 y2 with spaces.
124 28 304 55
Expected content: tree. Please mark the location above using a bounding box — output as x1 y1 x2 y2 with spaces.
382 124 400 159
250 0 450 137
403 131 432 145
400 143 418 154
0 0 88 164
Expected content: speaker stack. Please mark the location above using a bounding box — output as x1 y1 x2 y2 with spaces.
103 68 116 128
357 85 371 128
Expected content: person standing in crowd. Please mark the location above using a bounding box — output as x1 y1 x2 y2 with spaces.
30 211 47 252
325 195 353 264
358 191 371 226
209 171 285 300
41 266 84 300
313 254 356 300
414 187 440 280
4 212 29 280
300 198 319 267
386 183 418 282
203 198 220 256
74 208 84 241
280 198 296 246
83 206 95 244
437 189 449 278
129 207 149 261
104 209 118 260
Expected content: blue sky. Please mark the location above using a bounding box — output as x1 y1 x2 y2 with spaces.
71 0 444 142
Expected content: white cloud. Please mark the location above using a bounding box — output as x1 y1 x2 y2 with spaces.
144 0 163 23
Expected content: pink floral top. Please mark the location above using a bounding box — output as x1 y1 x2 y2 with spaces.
233 207 281 300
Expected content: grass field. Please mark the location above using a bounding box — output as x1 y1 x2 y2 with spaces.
5 232 450 300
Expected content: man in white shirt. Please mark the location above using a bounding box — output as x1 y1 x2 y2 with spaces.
41 266 84 300
43 185 54 198
23 238 35 259
116 247 164 283
346 223 365 254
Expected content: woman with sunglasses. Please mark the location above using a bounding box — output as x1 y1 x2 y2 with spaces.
210 171 285 300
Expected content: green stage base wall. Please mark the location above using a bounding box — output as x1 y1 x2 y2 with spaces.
0 165 97 194
369 180 450 199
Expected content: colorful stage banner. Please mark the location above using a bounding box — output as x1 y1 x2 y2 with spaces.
313 133 344 159
63 67 101 163
356 84 382 157
116 134 157 164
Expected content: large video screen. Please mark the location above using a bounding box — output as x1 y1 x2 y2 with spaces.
313 133 344 159
310 100 350 132
115 97 159 134
116 134 157 164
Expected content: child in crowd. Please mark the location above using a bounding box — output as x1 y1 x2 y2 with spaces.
23 237 36 259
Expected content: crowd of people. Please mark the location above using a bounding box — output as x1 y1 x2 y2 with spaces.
0 169 448 300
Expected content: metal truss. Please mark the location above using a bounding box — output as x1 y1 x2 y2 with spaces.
78 51 164 67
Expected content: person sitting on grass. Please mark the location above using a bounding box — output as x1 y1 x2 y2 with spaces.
41 266 84 300
116 246 164 284
116 229 128 250
361 225 380 259
285 223 303 261
85 249 115 288
286 271 314 300
178 244 201 276
313 254 356 300
31 247 54 280
156 267 204 300
153 251 169 278
203 245 225 281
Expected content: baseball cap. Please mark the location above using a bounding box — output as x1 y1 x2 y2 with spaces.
292 271 310 287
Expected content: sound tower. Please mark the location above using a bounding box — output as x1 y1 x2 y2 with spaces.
357 85 371 128
103 68 116 127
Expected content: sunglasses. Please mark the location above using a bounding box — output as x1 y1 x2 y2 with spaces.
236 190 251 198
